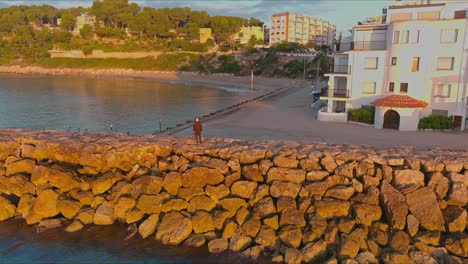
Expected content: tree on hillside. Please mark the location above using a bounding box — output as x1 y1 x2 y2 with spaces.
189 10 210 28
129 7 171 40
60 13 75 31
209 16 244 43
166 7 191 29
0 7 27 33
92 0 139 29
248 17 263 27
80 24 93 39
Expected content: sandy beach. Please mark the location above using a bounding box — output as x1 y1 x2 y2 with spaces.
0 65 310 91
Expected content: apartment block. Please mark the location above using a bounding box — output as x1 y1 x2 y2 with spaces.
269 12 336 47
320 1 468 131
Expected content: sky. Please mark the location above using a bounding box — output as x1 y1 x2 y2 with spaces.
0 0 394 32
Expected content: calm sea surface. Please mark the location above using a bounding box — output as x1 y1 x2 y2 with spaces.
0 75 255 134
0 75 261 263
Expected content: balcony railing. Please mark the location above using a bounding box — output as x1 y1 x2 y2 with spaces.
330 65 351 74
321 88 351 98
353 41 386 51
336 41 386 52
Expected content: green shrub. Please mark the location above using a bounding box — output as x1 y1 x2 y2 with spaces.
82 45 93 56
348 107 375 125
215 55 240 74
418 115 453 130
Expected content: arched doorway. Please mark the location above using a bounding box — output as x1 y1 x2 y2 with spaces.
383 110 400 129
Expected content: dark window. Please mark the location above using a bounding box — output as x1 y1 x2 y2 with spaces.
389 82 394 92
454 10 466 19
412 57 420 72
400 83 408 93
391 57 397 66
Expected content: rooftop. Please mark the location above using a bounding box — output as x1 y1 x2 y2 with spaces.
371 95 428 108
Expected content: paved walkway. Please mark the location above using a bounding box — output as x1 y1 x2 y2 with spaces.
175 85 468 150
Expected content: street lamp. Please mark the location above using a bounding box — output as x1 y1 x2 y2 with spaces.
243 59 255 91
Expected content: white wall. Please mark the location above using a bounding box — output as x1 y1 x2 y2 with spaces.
374 107 420 131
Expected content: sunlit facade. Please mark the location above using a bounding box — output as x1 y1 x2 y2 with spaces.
321 1 468 131
269 12 336 47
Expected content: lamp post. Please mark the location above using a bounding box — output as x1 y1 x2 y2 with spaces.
243 59 255 91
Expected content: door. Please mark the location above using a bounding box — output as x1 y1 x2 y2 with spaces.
383 110 400 130
453 116 462 129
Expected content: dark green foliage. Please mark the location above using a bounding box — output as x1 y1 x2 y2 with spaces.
348 107 375 125
95 26 125 38
79 24 93 40
215 55 241 74
418 115 453 130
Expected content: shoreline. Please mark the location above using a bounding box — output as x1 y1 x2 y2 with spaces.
0 65 310 92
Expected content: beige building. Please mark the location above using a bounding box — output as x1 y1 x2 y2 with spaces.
73 13 96 35
321 1 468 131
269 12 336 47
232 26 264 45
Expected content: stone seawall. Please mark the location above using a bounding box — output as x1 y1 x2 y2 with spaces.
0 129 466 263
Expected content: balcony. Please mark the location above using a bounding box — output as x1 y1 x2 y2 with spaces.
321 88 351 99
330 65 352 74
336 41 386 52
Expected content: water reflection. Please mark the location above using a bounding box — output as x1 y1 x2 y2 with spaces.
0 75 253 134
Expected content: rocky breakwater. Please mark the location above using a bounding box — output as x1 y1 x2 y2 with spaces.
0 129 466 263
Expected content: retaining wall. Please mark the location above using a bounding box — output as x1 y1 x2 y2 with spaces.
0 129 467 263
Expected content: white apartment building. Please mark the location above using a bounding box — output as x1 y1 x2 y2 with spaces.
269 12 336 47
320 1 468 131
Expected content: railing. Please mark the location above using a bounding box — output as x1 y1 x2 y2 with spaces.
353 41 386 51
336 41 386 52
330 65 351 74
321 88 351 98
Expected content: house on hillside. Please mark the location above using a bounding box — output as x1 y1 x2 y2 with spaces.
73 13 96 35
320 1 468 131
231 26 264 45
199 28 213 43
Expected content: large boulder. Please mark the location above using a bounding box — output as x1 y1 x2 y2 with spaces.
161 172 181 196
5 158 35 176
238 149 265 164
427 172 449 199
380 181 408 230
444 233 468 258
77 208 95 225
266 168 305 184
255 225 277 247
138 214 159 239
253 197 276 218
280 209 306 227
114 197 137 219
229 227 252 251
392 169 424 194
0 196 16 221
155 211 192 245
16 193 35 218
93 202 115 225
390 231 410 254
47 167 82 193
192 211 214 234
446 182 467 207
324 186 355 200
353 204 382 226
92 171 122 195
315 200 350 218
57 197 81 219
242 164 264 182
339 234 360 260
0 174 36 197
270 181 301 199
182 167 224 188
205 184 230 202
131 175 163 197
187 195 216 213
279 225 302 248
162 199 188 212
242 218 261 238
301 240 327 263
442 206 467 233
219 198 247 214
136 194 164 214
208 238 228 253
231 181 257 199
273 155 298 168
406 187 445 231
26 189 60 224
284 248 303 264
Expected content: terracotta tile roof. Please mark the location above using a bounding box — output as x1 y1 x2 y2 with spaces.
371 95 428 108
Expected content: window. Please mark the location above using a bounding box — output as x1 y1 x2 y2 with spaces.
400 83 408 93
434 84 451 97
441 29 458 43
412 57 420 72
363 82 376 94
393 31 399 44
389 82 395 93
437 57 454 70
401 30 409 43
411 30 420 43
454 10 466 19
364 57 378 69
432 109 448 116
391 57 397 66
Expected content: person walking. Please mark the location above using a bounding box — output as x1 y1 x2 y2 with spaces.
193 117 203 144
